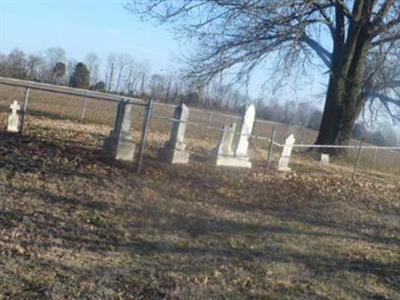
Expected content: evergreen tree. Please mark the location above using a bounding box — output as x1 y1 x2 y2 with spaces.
52 62 66 83
93 81 106 92
69 62 90 89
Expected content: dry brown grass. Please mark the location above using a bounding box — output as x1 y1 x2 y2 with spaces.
0 111 399 299
2 83 400 175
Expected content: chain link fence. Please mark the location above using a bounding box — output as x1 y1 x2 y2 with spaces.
1 77 400 178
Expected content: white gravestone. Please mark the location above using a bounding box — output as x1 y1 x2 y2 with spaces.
236 104 256 159
320 153 330 166
162 103 190 164
7 100 21 133
211 123 237 166
278 134 295 171
211 104 255 168
217 122 236 156
102 100 136 161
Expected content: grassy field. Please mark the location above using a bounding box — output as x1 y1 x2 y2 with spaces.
0 111 399 299
1 83 400 176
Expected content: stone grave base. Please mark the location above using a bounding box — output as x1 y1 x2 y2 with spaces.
212 153 252 168
277 166 291 172
277 158 291 172
103 136 135 162
160 144 189 164
7 115 19 133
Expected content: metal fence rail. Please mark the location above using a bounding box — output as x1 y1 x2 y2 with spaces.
1 76 400 178
0 76 147 105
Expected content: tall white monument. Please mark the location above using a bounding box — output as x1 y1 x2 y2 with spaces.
211 104 255 168
235 104 256 160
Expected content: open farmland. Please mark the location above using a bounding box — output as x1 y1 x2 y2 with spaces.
0 109 399 299
1 83 400 176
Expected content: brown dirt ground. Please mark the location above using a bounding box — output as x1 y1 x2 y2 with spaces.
0 113 399 299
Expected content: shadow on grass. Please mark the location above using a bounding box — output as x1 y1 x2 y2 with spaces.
141 159 400 248
2 181 399 287
0 129 399 298
1 195 399 295
0 130 139 179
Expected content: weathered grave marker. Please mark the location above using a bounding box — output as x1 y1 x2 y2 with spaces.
211 123 237 166
7 100 21 133
162 103 190 164
278 134 295 171
217 123 236 157
236 104 256 160
320 153 330 166
211 104 255 168
103 100 136 161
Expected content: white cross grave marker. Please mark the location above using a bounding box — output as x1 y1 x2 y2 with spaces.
7 100 21 133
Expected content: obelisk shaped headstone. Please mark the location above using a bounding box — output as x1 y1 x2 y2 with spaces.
162 103 190 164
103 100 136 161
235 104 256 159
278 134 295 171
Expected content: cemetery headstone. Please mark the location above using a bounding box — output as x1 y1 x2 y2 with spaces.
103 100 136 161
236 104 256 159
162 103 190 164
278 134 295 171
7 100 21 133
217 122 236 156
211 123 237 166
320 153 330 166
211 104 255 168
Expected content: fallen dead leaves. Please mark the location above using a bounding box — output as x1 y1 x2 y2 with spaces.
0 112 398 299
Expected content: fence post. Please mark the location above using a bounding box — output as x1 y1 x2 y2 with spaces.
203 110 213 138
352 140 363 180
283 124 289 138
372 146 378 169
80 93 88 121
19 87 30 134
136 98 154 174
300 127 306 145
266 127 276 170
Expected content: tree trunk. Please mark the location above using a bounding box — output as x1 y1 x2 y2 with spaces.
315 2 372 155
315 85 365 155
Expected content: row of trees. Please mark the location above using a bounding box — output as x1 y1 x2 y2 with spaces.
257 99 398 146
0 47 268 108
0 46 397 146
0 48 90 89
126 0 400 152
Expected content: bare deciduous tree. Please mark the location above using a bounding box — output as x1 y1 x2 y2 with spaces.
26 54 44 81
114 53 129 92
126 0 400 152
45 47 66 81
85 53 101 85
105 54 117 92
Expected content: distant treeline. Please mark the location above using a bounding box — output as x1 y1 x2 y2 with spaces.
0 47 397 146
